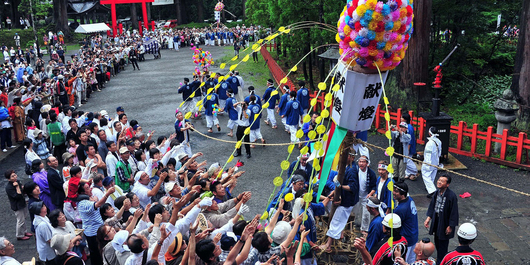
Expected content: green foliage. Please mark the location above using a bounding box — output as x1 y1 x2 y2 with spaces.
17 0 52 20
0 29 36 48
176 22 211 29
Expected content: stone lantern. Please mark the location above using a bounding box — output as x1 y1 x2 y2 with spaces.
493 89 518 153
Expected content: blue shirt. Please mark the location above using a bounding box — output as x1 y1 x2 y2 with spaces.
225 97 238 120
174 119 191 143
340 166 360 207
278 94 290 116
284 100 303 126
189 80 201 99
78 199 104 237
263 86 279 109
366 215 384 252
203 93 220 116
227 76 240 95
245 94 262 106
375 177 393 213
248 102 262 130
394 196 419 245
178 83 193 101
407 124 416 155
296 87 310 110
218 81 229 100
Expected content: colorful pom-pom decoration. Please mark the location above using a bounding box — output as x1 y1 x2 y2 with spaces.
337 0 413 71
214 2 224 11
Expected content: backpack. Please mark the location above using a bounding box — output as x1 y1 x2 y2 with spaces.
0 107 9 121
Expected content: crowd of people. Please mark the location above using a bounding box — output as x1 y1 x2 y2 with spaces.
0 25 486 265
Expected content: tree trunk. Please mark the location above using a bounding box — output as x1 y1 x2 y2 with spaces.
329 132 354 220
399 0 431 107
197 0 203 22
174 0 182 22
55 0 70 37
511 0 530 130
130 4 138 29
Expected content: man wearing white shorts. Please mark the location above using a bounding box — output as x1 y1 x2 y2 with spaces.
282 91 303 143
262 79 280 129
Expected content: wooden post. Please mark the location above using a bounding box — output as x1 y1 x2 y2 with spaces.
111 3 117 37
329 131 354 220
142 2 148 31
471 123 478 154
485 126 493 156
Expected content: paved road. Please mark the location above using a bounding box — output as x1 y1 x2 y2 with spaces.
1 46 529 264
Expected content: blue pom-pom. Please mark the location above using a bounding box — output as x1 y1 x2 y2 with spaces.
377 42 386 50
360 18 370 27
385 22 394 31
384 51 392 58
356 57 367 66
367 31 376 40
381 4 391 16
364 10 374 20
361 38 370 47
355 36 364 45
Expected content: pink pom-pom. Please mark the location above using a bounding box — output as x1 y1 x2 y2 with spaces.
339 41 349 49
383 59 393 67
392 11 400 21
359 47 370 57
391 44 399 52
350 31 358 40
383 32 392 42
375 50 385 60
406 16 413 25
375 2 384 12
390 32 398 41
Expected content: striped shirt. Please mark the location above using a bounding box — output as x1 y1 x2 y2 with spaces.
78 199 104 237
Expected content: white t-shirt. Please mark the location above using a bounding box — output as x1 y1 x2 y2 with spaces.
358 169 368 197
131 182 150 209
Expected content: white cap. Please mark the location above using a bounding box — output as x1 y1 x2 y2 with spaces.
457 223 477 240
382 213 401 228
165 181 178 194
271 221 291 245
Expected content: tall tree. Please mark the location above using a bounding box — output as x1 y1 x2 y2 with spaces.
511 0 530 129
130 4 138 29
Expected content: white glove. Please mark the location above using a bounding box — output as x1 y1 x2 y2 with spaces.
199 196 213 207
238 204 249 216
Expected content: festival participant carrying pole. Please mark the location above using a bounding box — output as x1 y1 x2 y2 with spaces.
214 1 224 29
329 132 354 219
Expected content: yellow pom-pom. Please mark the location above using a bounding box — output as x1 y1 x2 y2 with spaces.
230 64 238 71
278 26 286 32
288 144 295 154
257 39 264 44
296 129 304 139
314 141 323 150
384 112 390 121
310 98 317 106
195 100 203 107
324 100 332 107
316 125 326 134
368 21 377 31
231 56 238 61
325 93 333 101
300 146 309 155
314 164 321 171
261 211 269 220
388 237 393 246
281 160 290 170
303 213 308 221
254 46 262 53
315 116 322 124
385 130 392 139
207 88 214 94
386 147 395 156
244 128 250 135
285 193 294 202
387 164 394 174
220 63 226 69
179 101 185 108
280 77 288 84
391 199 395 209
308 131 316 140
236 141 242 149
384 97 389 105
198 105 203 111
343 25 351 36
206 95 212 100
252 43 259 50
335 33 342 43
356 5 367 16
303 115 311 123
303 193 312 203
284 29 291 34
321 109 330 118
215 84 220 89
271 90 279 96
332 84 340 92
227 155 234 163
319 149 325 156
200 82 205 87
273 176 283 187
291 66 298 72
210 72 216 78
318 82 327 91
387 180 394 191
262 102 270 109
185 112 192 119
218 76 225 82
190 92 195 98
242 55 250 62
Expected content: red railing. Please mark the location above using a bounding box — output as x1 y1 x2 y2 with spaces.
374 104 530 170
260 48 530 170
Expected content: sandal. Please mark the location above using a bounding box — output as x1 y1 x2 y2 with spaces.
409 174 418 181
208 129 213 133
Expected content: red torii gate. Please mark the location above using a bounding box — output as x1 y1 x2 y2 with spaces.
100 0 154 37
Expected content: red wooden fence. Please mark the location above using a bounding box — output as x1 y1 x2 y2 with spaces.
373 104 530 170
260 47 530 170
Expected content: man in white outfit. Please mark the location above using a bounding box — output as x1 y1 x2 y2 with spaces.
422 126 442 198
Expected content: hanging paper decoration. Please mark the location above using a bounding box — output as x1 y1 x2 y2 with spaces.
336 0 414 71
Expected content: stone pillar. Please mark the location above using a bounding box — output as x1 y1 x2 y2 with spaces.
494 89 518 153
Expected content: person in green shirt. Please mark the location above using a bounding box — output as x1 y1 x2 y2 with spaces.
115 146 133 192
47 112 66 163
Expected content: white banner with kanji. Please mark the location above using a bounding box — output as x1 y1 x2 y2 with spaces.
331 61 389 132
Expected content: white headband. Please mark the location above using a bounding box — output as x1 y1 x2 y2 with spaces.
378 164 388 170
366 198 385 218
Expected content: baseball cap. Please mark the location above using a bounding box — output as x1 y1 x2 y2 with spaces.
119 147 129 154
102 176 114 187
271 221 291 245
177 153 188 161
116 106 124 112
28 201 44 215
165 181 178 194
220 232 238 250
